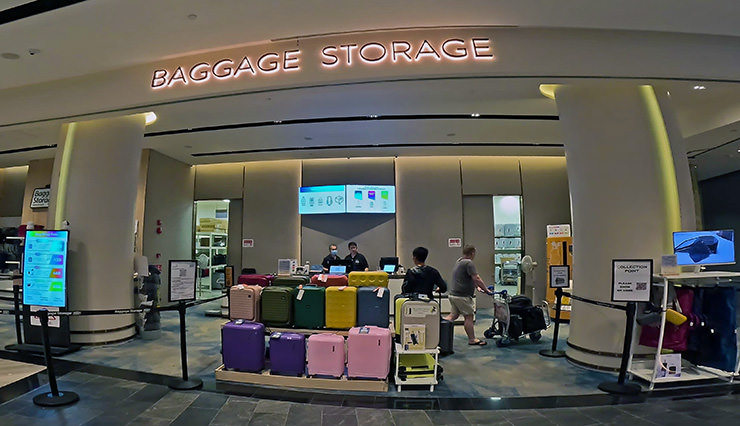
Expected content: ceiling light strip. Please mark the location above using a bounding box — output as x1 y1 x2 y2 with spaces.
145 113 559 137
191 142 564 157
0 143 57 155
0 0 88 26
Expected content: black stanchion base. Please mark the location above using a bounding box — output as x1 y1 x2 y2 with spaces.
5 343 82 356
167 377 203 390
598 381 642 395
33 391 79 407
539 349 567 358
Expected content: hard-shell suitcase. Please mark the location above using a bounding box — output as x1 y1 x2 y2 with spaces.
293 286 325 329
356 286 390 328
273 275 310 287
347 326 392 379
325 286 357 329
222 320 265 372
439 318 454 355
394 296 440 349
397 353 436 380
310 274 349 287
229 284 262 321
261 286 293 327
237 274 273 287
269 332 306 376
348 271 389 287
307 333 345 378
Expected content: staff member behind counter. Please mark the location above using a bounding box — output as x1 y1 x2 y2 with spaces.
345 241 369 272
321 243 341 272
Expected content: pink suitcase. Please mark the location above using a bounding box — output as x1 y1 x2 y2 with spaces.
229 285 262 321
307 333 345 378
347 326 392 379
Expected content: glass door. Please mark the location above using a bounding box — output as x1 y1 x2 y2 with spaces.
493 196 523 295
194 200 230 298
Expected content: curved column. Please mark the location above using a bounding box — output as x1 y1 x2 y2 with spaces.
549 84 681 370
49 114 146 344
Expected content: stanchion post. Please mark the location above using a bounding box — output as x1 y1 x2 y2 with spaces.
167 301 203 390
540 287 566 358
598 301 641 395
33 309 79 407
12 284 22 345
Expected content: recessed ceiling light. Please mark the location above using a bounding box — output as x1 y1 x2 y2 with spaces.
187 14 198 20
1 52 20 60
144 112 157 125
184 145 192 149
369 114 378 118
304 136 313 141
693 85 706 90
446 133 456 137
471 113 480 118
27 48 40 56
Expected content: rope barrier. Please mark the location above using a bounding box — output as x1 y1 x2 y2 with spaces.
561 291 626 311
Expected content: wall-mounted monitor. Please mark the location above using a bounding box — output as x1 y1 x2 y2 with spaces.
299 185 346 214
346 184 396 214
22 230 69 307
673 230 735 266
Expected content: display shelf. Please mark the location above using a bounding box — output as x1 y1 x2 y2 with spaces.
215 365 388 392
393 343 438 392
194 231 228 293
630 359 734 385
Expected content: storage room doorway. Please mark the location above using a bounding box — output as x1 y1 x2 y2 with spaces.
194 200 230 299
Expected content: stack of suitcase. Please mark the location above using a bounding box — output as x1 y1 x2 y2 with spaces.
356 286 389 327
325 286 357 329
273 275 310 287
394 295 440 349
237 274 274 287
269 332 305 376
307 333 345 378
347 326 392 379
261 286 293 327
229 284 262 321
293 285 325 329
310 274 348 287
222 320 265 372
348 271 389 288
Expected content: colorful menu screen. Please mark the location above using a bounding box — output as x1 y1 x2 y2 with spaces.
346 185 396 213
299 185 346 214
23 230 69 307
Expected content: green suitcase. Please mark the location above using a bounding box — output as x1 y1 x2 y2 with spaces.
261 286 293 327
293 286 325 329
272 275 311 287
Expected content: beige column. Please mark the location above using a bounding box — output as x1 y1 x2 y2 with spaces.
545 84 682 370
48 114 146 344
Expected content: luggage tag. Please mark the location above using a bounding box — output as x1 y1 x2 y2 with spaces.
360 326 370 334
297 289 305 300
375 287 385 298
271 332 282 339
235 319 244 325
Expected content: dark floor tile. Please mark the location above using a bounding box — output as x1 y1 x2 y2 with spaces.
506 416 555 426
81 400 153 426
535 408 600 426
578 406 633 423
210 399 257 424
356 407 395 426
189 392 227 409
0 397 34 413
310 395 344 406
248 412 288 426
323 405 357 416
426 409 470 425
126 415 172 426
286 403 323 426
13 401 104 425
323 414 358 426
126 384 170 403
170 406 218 426
462 410 512 426
0 412 44 426
390 410 433 426
253 399 293 414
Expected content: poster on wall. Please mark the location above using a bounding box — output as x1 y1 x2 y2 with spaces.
345 185 396 213
22 230 69 308
169 260 197 302
611 259 653 302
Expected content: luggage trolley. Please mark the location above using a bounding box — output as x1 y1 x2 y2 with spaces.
483 289 551 347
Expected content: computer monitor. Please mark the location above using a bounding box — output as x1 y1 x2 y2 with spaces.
672 230 735 266
383 264 396 273
329 265 347 275
379 256 399 272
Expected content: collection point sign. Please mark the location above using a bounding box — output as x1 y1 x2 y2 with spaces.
151 37 494 90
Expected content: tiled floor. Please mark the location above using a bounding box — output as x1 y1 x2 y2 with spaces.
0 371 739 425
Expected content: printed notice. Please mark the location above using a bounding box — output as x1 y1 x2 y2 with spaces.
549 265 570 289
612 259 653 302
169 260 197 302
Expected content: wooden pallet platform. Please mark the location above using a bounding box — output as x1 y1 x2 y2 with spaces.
215 365 388 392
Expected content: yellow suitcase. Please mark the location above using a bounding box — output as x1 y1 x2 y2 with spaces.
325 286 357 329
348 271 389 287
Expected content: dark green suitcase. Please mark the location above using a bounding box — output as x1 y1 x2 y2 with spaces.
293 286 325 329
272 275 310 287
261 286 293 327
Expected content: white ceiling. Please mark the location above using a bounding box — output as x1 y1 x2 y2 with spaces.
0 1 739 180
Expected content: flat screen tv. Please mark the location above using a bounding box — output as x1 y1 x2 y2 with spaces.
346 184 396 214
22 230 69 307
299 185 345 214
672 230 735 266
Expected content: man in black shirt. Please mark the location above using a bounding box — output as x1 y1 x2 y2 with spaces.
345 241 369 272
321 243 340 272
402 246 448 299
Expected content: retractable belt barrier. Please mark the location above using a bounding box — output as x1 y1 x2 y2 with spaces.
561 292 627 311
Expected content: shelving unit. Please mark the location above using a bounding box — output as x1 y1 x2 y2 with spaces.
195 232 228 292
2 236 24 270
393 342 439 391
629 272 740 390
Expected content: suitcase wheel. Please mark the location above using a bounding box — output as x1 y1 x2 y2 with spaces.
483 328 494 339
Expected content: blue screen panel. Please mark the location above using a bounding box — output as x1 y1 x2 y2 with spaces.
673 230 735 266
23 230 69 307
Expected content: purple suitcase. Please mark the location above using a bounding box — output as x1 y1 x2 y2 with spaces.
269 332 306 376
222 320 265 372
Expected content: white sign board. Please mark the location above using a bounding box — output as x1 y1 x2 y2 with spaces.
30 188 50 208
547 224 571 237
611 259 653 302
242 238 254 248
549 265 570 289
448 238 462 248
169 260 197 302
30 306 60 328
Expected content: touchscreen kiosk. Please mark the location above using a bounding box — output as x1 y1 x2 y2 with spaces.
23 230 69 307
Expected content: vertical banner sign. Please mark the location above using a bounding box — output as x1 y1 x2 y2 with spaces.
23 230 69 308
549 265 570 288
224 265 234 288
611 259 653 302
169 260 197 302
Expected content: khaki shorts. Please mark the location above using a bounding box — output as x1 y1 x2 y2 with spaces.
448 295 475 316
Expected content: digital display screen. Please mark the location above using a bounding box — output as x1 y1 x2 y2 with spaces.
345 185 396 214
329 265 347 275
673 230 735 266
23 230 69 307
383 264 396 273
299 185 346 214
